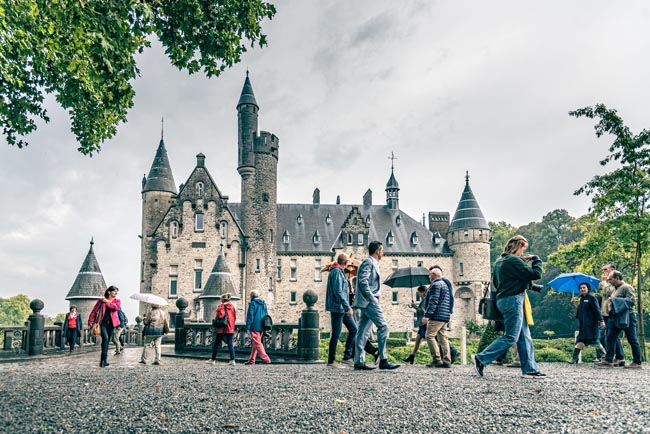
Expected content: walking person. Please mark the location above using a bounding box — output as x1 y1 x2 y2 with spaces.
63 305 82 352
431 265 460 364
139 304 168 365
422 267 452 368
88 286 121 368
472 235 546 378
354 241 399 371
403 285 428 364
206 293 237 366
568 282 606 363
598 264 625 365
245 290 271 365
113 308 127 355
326 253 357 368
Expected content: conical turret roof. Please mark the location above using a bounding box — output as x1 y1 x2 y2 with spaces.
237 71 258 108
386 169 399 189
142 138 177 194
198 248 239 299
449 172 489 231
66 239 108 300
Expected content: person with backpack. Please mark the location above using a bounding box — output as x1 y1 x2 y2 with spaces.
113 308 128 355
245 290 271 365
206 293 237 366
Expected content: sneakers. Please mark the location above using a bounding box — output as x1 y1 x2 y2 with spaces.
472 355 485 377
152 361 161 365
205 359 216 365
624 363 643 369
522 371 546 379
341 358 354 367
614 359 626 367
354 362 376 371
228 360 236 366
327 362 345 369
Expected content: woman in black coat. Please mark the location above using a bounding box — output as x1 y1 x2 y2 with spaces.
568 282 606 363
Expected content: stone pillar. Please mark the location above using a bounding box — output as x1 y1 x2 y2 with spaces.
298 290 320 361
135 316 143 346
175 298 189 352
27 299 45 356
53 321 64 350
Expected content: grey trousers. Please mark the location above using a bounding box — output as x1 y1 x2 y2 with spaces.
354 301 389 364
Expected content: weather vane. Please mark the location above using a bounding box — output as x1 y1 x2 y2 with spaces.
388 151 397 171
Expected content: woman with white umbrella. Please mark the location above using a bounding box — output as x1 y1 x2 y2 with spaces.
139 303 168 365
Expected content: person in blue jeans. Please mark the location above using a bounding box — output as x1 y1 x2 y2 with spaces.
325 253 357 367
473 235 546 379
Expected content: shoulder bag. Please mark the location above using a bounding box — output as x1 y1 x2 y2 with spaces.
91 304 103 336
478 281 503 321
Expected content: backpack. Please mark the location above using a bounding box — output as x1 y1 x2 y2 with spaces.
212 305 228 329
262 314 273 331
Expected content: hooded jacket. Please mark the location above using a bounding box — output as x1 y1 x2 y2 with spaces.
246 298 268 332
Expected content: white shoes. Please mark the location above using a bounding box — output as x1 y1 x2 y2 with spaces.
205 359 216 365
228 360 236 366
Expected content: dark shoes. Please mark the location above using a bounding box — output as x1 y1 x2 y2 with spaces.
354 363 376 371
378 359 400 370
403 354 415 364
522 371 546 379
426 361 451 368
472 355 484 377
450 352 459 365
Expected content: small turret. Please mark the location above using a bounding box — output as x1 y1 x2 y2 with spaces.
66 238 108 322
142 139 177 194
385 153 400 210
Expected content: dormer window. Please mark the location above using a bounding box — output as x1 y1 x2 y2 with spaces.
171 221 179 238
357 234 364 245
282 230 290 244
196 182 204 197
365 215 371 224
313 230 321 245
386 231 394 246
347 234 353 245
410 231 418 245
325 214 332 225
396 215 402 226
297 213 303 224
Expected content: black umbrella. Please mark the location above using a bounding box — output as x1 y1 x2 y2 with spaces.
383 266 431 301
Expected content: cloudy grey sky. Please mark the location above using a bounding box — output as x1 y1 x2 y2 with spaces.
2 0 649 321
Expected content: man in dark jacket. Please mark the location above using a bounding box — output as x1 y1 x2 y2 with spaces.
325 253 357 367
423 267 451 368
473 235 545 378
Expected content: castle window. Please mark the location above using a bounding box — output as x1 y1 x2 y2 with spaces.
290 258 297 281
282 231 290 244
169 277 178 297
194 259 203 291
464 230 469 238
269 229 274 243
262 192 269 202
386 231 394 246
269 277 273 292
297 213 303 224
392 291 398 304
255 258 261 272
220 221 228 239
411 232 419 245
365 215 371 224
171 221 179 238
459 262 464 276
196 182 204 197
347 234 353 245
357 234 364 245
195 213 204 231
396 215 401 226
417 261 423 267
392 259 398 271
313 231 320 245
290 291 297 305
277 259 282 280
325 214 331 225
314 259 322 282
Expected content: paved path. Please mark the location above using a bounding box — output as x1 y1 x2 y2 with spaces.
0 347 648 433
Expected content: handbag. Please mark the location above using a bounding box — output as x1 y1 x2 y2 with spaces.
262 314 273 331
478 281 503 321
91 304 103 336
212 306 228 329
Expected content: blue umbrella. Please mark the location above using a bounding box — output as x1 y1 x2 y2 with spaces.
547 273 600 295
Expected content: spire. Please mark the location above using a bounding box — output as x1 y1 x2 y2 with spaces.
449 171 489 231
385 152 400 209
65 238 108 300
237 71 258 108
143 138 177 194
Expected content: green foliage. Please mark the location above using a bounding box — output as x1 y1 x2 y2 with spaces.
464 319 485 337
0 0 276 154
534 347 567 362
543 330 555 339
489 221 517 266
0 294 31 325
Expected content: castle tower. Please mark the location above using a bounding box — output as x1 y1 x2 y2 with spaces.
236 72 279 304
140 136 177 295
447 172 491 331
65 238 108 323
385 152 399 210
197 245 240 321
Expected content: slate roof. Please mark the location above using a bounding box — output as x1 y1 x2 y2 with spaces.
228 203 451 255
66 239 107 300
198 248 239 300
448 174 489 231
237 72 258 108
142 139 177 194
386 170 399 189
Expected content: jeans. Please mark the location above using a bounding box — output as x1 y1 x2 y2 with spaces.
354 301 389 364
605 313 642 364
100 323 115 364
476 293 539 374
141 335 163 363
248 331 271 364
211 333 235 360
602 316 624 360
66 330 77 351
328 312 358 363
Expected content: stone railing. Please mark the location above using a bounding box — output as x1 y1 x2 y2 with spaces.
174 290 321 362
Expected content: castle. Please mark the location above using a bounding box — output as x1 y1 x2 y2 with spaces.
130 73 492 337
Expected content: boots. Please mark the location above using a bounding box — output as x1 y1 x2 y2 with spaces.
567 348 581 364
403 354 415 364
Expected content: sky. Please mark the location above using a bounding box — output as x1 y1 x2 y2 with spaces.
2 0 650 321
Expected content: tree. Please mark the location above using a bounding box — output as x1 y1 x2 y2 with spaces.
569 104 650 359
0 294 31 326
0 0 276 155
489 221 517 266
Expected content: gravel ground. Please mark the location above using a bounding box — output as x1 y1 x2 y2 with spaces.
0 346 648 434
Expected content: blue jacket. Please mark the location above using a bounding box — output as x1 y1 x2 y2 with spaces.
611 297 633 329
62 312 82 336
424 278 451 322
441 276 454 314
117 309 128 328
246 298 268 332
325 267 352 313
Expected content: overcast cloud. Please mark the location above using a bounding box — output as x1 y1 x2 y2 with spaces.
2 1 649 321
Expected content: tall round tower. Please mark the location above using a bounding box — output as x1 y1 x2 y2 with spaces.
236 73 279 303
447 172 491 330
140 137 177 297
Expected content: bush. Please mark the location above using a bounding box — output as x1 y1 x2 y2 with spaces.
535 347 567 362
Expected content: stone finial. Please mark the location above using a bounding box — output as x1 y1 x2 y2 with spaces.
196 153 206 167
303 289 318 310
176 297 189 311
336 195 341 205
30 299 44 314
313 188 320 205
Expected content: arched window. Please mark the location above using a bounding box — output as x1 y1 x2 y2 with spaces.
411 231 418 245
386 231 394 246
196 182 204 197
171 221 178 238
282 230 290 244
269 229 274 243
396 215 401 226
313 230 320 245
220 221 227 238
297 213 303 224
325 213 332 225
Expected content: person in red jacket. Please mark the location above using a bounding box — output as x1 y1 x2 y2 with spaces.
206 292 237 366
88 286 121 368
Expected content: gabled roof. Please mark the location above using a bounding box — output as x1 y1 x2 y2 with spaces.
66 239 107 300
143 139 177 194
449 173 489 231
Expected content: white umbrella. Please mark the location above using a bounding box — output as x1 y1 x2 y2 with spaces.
129 293 168 306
